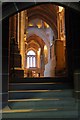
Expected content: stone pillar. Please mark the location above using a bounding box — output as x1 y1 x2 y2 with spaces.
9 15 17 42
9 14 24 81
17 13 20 49
19 11 25 69
44 44 56 77
10 38 24 80
55 7 66 76
37 51 39 68
57 11 60 39
65 7 80 87
74 70 80 99
19 10 27 69
44 59 56 77
24 35 28 68
2 18 9 108
55 39 66 76
40 49 45 76
37 48 41 68
44 45 48 64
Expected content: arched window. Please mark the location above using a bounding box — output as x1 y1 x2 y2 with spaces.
27 50 36 68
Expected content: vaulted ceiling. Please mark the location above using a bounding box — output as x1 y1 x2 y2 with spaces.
27 34 45 53
26 4 57 52
27 4 58 39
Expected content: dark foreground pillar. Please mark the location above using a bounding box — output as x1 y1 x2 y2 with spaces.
65 7 80 89
2 17 9 108
74 70 80 99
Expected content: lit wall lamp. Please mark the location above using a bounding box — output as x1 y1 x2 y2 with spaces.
29 23 33 27
37 24 42 28
59 6 63 13
44 22 49 28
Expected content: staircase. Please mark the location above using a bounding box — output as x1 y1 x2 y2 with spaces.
2 77 79 118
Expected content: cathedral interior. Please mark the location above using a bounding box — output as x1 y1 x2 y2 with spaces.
2 2 80 119
9 4 66 79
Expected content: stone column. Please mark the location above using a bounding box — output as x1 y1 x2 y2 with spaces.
55 39 65 75
40 48 45 76
19 11 25 69
10 15 17 41
37 51 39 68
9 13 25 80
57 11 60 39
2 18 9 108
19 10 28 70
37 48 41 68
65 7 80 89
17 13 20 49
44 45 56 77
55 7 66 76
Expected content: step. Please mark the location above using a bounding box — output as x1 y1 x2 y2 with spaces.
10 77 68 83
8 98 77 110
2 108 78 118
9 89 73 99
9 82 71 91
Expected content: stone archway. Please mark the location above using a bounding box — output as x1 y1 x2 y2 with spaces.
2 2 80 108
27 28 50 47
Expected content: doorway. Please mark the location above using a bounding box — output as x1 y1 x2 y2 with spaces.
9 3 67 79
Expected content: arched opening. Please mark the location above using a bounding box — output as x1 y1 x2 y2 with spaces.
9 4 67 79
2 2 80 116
27 50 36 68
